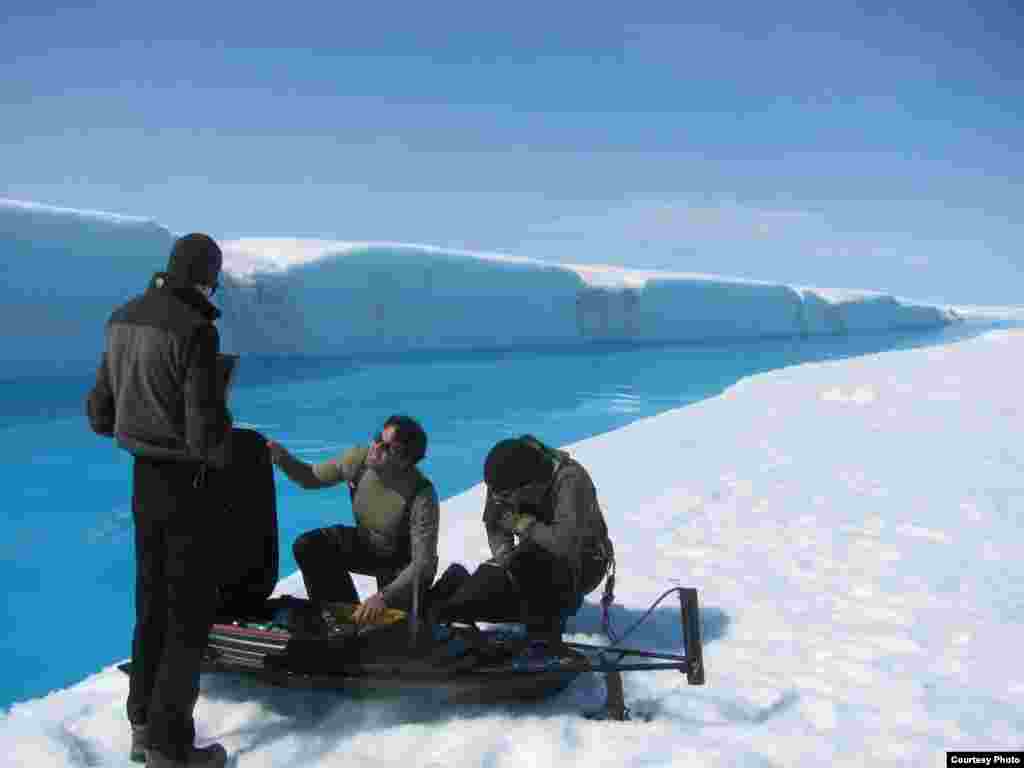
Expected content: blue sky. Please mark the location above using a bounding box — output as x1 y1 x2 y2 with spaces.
2 1 1021 304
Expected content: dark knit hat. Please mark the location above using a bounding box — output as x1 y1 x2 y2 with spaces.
167 233 222 288
484 437 552 492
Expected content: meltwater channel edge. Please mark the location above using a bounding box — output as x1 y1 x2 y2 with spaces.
0 321 998 710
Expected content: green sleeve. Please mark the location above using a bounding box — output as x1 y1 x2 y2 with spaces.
381 486 440 604
313 445 369 486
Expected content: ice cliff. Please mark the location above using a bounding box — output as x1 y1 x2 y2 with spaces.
0 200 955 367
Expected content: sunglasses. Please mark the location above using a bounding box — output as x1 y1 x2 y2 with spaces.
372 432 404 458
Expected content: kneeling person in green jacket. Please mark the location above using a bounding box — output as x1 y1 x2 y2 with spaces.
268 415 438 625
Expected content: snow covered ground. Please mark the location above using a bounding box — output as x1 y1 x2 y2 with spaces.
2 326 1021 766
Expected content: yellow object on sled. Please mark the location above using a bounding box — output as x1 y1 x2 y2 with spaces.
323 602 408 627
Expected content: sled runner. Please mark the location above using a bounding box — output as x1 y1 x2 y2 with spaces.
118 588 704 721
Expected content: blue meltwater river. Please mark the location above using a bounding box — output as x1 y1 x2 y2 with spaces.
0 322 992 709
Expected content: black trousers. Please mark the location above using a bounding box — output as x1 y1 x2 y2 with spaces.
437 547 579 634
292 525 409 608
126 457 219 759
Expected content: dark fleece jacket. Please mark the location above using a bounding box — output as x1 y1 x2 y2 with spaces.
87 273 232 467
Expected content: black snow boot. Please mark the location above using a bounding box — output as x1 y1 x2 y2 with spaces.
129 723 149 763
145 743 228 768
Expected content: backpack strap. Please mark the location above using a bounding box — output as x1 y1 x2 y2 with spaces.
409 473 433 506
347 461 368 504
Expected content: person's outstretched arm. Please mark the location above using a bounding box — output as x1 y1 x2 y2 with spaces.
267 440 335 489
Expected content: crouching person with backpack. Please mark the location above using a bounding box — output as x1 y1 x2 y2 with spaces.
433 435 614 644
267 415 438 625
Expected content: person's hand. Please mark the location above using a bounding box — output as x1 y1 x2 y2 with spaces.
496 507 536 536
266 439 286 466
511 512 537 536
351 593 388 624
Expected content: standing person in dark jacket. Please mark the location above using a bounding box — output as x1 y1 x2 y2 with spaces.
87 233 232 768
